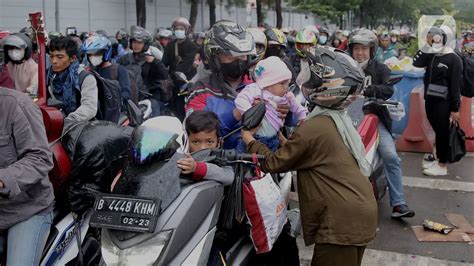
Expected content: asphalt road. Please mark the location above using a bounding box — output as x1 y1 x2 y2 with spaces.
298 152 474 265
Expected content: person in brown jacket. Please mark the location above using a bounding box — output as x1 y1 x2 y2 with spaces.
242 47 378 266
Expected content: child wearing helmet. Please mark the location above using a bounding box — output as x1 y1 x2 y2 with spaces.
241 47 377 266
235 56 306 152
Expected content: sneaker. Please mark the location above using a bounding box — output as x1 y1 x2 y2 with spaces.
422 160 437 169
423 163 448 176
392 204 415 218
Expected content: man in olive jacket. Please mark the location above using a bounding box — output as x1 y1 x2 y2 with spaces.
0 87 54 265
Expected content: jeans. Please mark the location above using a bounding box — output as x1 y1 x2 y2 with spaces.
236 134 280 153
377 123 406 207
7 212 53 266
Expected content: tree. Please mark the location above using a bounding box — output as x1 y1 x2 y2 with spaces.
136 0 146 28
257 0 264 27
275 0 283 28
189 0 199 31
209 0 217 27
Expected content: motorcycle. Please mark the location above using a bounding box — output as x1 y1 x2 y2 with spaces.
348 75 404 200
90 104 291 265
0 13 143 265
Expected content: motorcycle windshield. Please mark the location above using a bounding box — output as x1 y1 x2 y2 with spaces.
129 118 183 165
114 118 185 213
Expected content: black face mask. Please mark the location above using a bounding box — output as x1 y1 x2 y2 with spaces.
221 59 249 80
265 46 282 58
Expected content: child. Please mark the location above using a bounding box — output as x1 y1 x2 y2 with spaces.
235 56 306 152
177 110 234 185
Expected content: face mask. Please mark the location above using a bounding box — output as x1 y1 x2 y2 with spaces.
175 30 186 40
432 43 444 53
8 49 25 62
221 59 249 80
266 47 281 57
89 55 103 67
358 59 369 70
319 36 328 45
391 37 397 43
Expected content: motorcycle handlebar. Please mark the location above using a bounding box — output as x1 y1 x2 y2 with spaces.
210 149 265 163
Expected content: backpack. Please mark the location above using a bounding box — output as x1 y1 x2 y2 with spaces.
121 53 147 103
460 54 474 98
79 70 122 123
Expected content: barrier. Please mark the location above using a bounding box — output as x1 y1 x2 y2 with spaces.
460 97 474 152
390 70 425 135
396 85 435 153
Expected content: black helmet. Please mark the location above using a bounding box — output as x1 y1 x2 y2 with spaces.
116 28 128 39
264 28 288 48
301 47 365 110
79 32 90 42
96 30 109 37
348 28 378 58
3 33 33 63
129 26 152 52
66 26 78 36
194 31 206 40
204 20 256 72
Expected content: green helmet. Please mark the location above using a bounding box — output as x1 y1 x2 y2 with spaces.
295 29 317 57
348 28 378 58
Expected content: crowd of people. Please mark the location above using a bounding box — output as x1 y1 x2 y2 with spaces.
0 16 473 265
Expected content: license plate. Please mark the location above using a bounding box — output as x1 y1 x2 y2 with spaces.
90 194 160 233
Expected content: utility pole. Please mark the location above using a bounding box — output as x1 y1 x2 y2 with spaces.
55 0 59 32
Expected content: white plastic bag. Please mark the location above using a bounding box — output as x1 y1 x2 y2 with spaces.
385 101 406 121
243 172 291 253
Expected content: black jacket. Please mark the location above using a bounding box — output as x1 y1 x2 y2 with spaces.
118 53 169 101
162 38 198 80
362 60 395 131
412 50 462 112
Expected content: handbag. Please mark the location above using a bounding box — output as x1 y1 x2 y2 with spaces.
448 121 466 163
243 163 291 254
426 84 449 99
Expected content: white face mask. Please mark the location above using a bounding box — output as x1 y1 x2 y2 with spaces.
431 43 444 53
8 49 25 61
174 30 186 39
89 55 103 67
319 36 328 45
391 37 397 43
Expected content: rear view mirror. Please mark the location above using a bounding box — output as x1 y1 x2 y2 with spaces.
127 99 143 127
387 75 403 86
220 103 266 141
241 103 266 130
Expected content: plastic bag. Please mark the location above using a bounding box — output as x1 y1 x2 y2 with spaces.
448 122 466 163
243 172 291 254
386 101 406 121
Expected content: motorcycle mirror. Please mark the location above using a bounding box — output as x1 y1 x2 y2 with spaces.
220 103 266 141
127 99 143 127
386 75 403 86
241 102 266 130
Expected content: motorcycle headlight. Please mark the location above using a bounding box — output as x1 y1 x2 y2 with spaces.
102 230 172 266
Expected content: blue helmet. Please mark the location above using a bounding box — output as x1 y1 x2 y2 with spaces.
81 35 112 61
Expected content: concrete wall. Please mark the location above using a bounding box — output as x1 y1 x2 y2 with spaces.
0 0 321 35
